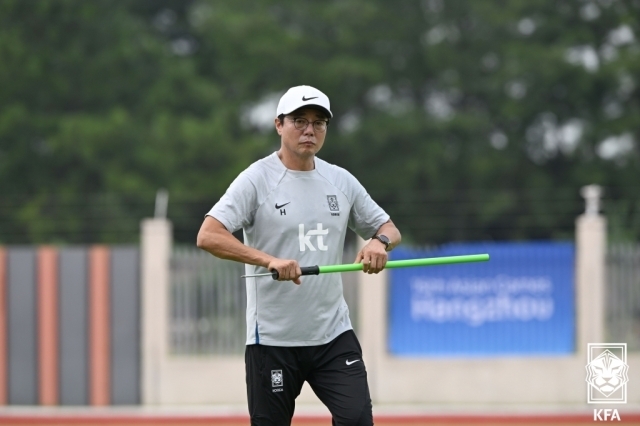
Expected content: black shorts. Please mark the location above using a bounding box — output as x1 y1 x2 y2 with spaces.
245 330 373 426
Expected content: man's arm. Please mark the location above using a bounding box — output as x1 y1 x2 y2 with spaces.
354 219 401 274
196 216 302 284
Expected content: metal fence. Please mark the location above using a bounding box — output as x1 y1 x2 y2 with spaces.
170 243 359 355
606 243 640 352
170 246 246 355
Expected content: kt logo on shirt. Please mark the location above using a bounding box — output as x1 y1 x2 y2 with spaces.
299 223 329 251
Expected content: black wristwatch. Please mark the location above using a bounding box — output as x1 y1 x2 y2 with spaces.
373 234 391 251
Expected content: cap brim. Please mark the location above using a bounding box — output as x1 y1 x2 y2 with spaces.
284 105 332 119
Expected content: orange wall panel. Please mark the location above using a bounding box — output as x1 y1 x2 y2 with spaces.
37 246 59 405
89 246 110 406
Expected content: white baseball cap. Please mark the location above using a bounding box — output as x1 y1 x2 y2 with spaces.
276 85 332 118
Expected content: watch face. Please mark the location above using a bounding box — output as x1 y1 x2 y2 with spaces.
376 235 390 249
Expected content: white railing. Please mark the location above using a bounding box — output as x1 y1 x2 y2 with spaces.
170 246 246 355
606 242 640 351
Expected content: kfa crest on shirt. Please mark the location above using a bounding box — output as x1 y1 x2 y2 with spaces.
327 195 340 216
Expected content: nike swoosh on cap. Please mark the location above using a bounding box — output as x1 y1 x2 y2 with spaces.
302 96 318 101
275 202 291 209
345 359 361 365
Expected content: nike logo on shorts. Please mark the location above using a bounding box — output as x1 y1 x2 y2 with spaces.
345 359 360 365
275 202 291 209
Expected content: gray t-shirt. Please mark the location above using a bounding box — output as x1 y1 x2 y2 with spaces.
207 152 389 346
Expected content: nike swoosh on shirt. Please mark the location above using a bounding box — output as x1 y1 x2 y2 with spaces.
275 202 291 209
345 359 361 366
302 96 318 101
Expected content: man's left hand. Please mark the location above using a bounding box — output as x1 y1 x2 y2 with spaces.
354 239 388 274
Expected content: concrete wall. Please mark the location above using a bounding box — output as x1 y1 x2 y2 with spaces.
140 214 639 407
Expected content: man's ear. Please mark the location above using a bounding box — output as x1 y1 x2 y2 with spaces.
275 117 283 135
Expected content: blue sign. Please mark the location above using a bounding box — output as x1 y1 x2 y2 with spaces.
388 242 575 356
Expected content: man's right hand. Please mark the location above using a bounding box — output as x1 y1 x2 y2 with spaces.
267 259 302 285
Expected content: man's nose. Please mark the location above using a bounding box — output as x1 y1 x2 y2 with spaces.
303 122 315 134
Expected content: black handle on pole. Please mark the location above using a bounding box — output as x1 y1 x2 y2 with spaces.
270 265 320 280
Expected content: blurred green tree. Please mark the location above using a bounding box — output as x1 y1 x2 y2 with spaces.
0 0 638 244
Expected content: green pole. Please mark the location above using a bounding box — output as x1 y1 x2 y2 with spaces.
319 253 490 274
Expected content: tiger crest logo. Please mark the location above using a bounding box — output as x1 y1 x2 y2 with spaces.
271 370 283 388
586 344 628 403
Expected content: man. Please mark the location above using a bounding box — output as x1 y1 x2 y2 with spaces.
197 85 401 426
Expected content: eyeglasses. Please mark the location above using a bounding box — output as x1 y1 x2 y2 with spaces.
288 117 329 132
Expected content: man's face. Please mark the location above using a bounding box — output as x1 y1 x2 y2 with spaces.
275 108 328 160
